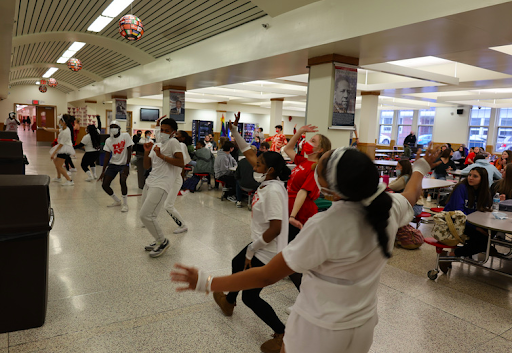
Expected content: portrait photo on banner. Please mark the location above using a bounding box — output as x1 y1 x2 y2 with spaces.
169 91 185 122
115 99 127 120
332 65 357 128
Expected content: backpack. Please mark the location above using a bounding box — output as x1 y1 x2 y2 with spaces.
182 175 200 192
396 225 424 250
431 211 467 246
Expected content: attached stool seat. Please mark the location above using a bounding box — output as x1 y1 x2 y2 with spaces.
215 179 227 200
194 173 210 191
414 212 432 229
241 187 256 210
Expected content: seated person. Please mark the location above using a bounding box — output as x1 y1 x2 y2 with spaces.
452 145 467 169
388 160 412 192
491 163 512 200
251 136 261 150
432 148 456 180
461 153 502 187
403 145 411 159
214 141 237 201
445 167 492 259
234 146 260 207
464 146 478 165
193 139 215 189
258 141 270 157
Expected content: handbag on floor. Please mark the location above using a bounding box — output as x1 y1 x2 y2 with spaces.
396 224 424 250
182 175 200 192
431 210 467 246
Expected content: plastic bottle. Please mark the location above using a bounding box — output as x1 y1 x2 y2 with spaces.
493 192 500 212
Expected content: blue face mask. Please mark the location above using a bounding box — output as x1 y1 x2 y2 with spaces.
396 170 401 177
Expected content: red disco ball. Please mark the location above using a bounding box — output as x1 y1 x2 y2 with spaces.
48 78 58 88
39 85 47 93
67 58 82 72
119 15 144 41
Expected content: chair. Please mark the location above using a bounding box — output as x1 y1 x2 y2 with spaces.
423 237 458 280
241 187 256 210
413 212 432 229
194 173 210 191
215 179 226 200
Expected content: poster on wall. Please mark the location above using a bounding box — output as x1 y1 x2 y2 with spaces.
331 64 357 129
67 106 88 127
169 90 185 122
115 99 127 120
107 110 113 126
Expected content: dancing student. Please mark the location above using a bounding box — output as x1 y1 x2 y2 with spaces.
75 125 101 181
283 124 331 291
98 121 134 212
62 115 77 173
140 118 184 257
171 144 440 353
43 115 75 186
203 114 291 353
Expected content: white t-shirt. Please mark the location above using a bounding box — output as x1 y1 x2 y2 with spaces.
4 118 19 132
180 142 191 165
80 134 98 152
250 181 287 264
57 127 73 147
103 132 134 165
146 138 182 194
282 193 413 330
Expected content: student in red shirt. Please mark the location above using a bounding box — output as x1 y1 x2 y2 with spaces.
465 146 479 165
283 124 331 289
265 125 288 152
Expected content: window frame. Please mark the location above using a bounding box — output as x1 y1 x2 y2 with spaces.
468 106 491 149
396 110 414 146
495 108 512 153
378 110 394 145
417 109 435 147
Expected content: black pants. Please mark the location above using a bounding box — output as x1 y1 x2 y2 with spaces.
65 155 75 171
81 151 99 172
218 174 236 196
288 224 303 291
454 224 489 257
226 245 285 334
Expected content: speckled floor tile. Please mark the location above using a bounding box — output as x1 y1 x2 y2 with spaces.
0 334 7 348
470 336 512 353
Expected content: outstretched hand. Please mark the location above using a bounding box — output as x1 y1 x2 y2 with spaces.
228 112 241 130
422 143 441 169
298 124 318 135
170 263 199 292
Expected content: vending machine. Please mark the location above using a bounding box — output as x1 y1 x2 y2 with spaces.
191 120 213 145
236 123 257 143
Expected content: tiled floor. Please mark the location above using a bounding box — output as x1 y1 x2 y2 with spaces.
4 129 512 352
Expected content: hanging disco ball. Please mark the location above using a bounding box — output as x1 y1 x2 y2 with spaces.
39 85 47 93
119 15 144 41
40 79 48 85
48 78 58 88
67 58 82 72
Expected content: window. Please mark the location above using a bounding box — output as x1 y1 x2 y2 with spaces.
468 106 491 148
496 108 512 152
378 110 394 145
396 110 414 146
417 109 435 146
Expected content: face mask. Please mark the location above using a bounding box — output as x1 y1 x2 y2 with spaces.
110 128 119 137
159 132 171 143
314 167 342 198
253 172 267 183
276 129 280 134
396 170 401 177
302 141 316 156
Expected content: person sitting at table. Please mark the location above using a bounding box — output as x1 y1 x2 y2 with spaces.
234 146 260 208
493 150 512 173
193 139 215 190
432 149 456 180
251 136 261 150
258 141 270 157
388 160 412 193
464 146 479 165
214 141 237 201
491 163 512 200
452 145 467 168
460 153 502 187
444 167 492 261
403 145 411 159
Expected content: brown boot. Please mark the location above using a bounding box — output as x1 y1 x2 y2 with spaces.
213 292 235 316
260 333 284 353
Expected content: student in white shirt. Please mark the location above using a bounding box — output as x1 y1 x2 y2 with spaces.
171 141 441 353
43 115 76 186
75 125 101 181
140 118 184 258
3 112 20 133
98 121 134 212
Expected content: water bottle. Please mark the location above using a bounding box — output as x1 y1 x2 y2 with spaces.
493 193 500 212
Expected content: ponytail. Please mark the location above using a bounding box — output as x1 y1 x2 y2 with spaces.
364 192 393 258
262 151 291 181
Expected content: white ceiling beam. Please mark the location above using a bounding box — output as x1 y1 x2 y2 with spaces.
361 63 460 85
10 63 103 82
221 83 306 96
12 32 155 66
9 77 77 91
437 92 512 102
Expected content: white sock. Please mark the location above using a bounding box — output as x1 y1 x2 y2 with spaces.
91 166 97 177
122 195 128 205
111 194 121 203
86 170 93 178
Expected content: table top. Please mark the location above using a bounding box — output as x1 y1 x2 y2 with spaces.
376 149 404 153
374 153 388 158
467 211 512 233
386 177 455 190
287 164 296 170
448 169 463 176
374 160 398 166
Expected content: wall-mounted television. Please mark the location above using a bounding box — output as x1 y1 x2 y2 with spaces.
140 108 160 121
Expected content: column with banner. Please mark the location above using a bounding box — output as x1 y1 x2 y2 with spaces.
169 90 186 123
332 65 358 129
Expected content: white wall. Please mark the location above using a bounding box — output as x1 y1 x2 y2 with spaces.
432 106 470 144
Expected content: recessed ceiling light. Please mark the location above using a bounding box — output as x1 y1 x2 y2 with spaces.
61 50 75 59
42 68 59 78
57 57 68 64
87 16 112 32
387 56 453 68
35 81 40 85
102 0 133 18
68 42 86 52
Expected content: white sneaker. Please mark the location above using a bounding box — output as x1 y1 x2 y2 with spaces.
121 204 129 212
208 185 213 191
69 168 78 172
85 176 95 182
285 306 293 314
227 195 237 203
51 177 61 182
108 201 122 207
173 226 188 234
61 180 74 186
236 201 242 208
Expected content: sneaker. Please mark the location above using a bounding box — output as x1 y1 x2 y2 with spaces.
121 204 129 212
69 168 77 172
213 292 235 316
173 226 188 234
61 180 74 186
108 201 122 207
227 195 237 203
236 201 242 208
149 239 170 258
208 185 213 191
51 177 61 182
285 306 292 314
144 242 156 251
260 333 284 353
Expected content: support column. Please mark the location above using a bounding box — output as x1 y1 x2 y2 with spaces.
270 98 284 131
487 108 498 154
305 54 359 148
358 91 380 159
163 89 170 120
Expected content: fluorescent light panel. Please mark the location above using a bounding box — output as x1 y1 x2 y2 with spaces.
68 42 86 51
56 57 68 64
42 68 59 78
87 15 112 32
102 0 133 18
56 41 86 64
387 56 453 68
35 81 40 85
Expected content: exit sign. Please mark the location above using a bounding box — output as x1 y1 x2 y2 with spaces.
32 100 39 105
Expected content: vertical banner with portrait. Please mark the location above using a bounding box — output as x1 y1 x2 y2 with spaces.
169 90 185 123
115 98 127 121
331 65 357 129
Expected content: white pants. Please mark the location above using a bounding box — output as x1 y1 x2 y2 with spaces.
165 175 186 227
140 185 168 243
283 311 378 353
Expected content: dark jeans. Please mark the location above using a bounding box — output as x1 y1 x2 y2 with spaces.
226 245 285 334
454 224 489 257
81 151 99 172
218 174 236 196
288 224 303 291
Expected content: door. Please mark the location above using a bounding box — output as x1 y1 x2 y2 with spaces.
36 106 56 144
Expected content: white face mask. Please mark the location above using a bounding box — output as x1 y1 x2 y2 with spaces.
314 167 342 198
159 132 171 143
110 128 119 137
253 172 267 183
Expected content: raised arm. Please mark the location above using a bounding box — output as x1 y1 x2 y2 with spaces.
228 112 258 167
284 124 318 161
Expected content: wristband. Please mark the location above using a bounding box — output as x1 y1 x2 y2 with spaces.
246 244 255 261
195 270 210 294
245 236 270 260
412 158 431 176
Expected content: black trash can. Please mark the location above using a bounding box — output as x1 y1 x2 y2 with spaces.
0 175 53 333
0 140 24 174
0 131 20 140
